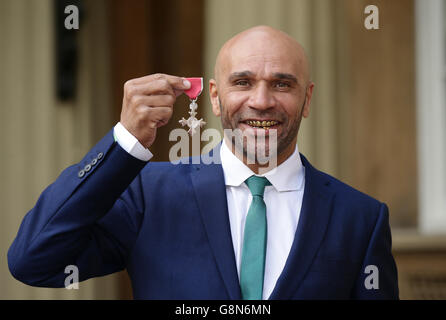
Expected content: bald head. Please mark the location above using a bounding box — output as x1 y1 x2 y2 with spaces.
214 25 310 87
208 26 315 172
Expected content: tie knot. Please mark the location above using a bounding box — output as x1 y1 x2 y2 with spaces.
245 176 271 197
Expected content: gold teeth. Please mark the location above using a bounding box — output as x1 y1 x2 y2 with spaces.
246 120 278 127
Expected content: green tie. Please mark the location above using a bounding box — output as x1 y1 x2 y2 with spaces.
240 175 271 300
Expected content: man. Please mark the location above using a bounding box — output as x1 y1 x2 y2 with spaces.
8 26 398 299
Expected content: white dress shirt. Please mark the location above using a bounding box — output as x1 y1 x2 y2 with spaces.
113 122 153 161
220 141 305 299
113 123 305 299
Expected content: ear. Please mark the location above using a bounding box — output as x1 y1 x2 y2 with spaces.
302 82 314 118
209 79 221 117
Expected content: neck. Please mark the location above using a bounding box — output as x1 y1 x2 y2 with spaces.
224 138 297 174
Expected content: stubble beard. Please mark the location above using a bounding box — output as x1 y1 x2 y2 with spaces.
219 98 305 164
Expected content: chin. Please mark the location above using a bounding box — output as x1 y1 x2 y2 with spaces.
242 138 279 167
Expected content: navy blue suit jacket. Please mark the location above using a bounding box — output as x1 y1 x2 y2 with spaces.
8 130 398 299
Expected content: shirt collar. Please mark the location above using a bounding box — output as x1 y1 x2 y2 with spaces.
220 140 305 192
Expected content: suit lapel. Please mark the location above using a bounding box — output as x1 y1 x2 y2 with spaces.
269 154 334 299
189 150 242 300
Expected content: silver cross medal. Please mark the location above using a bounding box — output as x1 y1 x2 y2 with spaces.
179 77 206 136
179 99 206 136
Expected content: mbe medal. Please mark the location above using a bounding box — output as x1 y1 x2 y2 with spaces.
180 77 206 136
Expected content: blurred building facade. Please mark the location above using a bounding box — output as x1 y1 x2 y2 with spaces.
0 0 445 299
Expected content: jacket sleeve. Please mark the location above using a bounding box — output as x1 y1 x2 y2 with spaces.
8 129 148 288
352 203 399 299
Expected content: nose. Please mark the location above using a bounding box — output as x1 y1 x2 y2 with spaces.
249 82 275 110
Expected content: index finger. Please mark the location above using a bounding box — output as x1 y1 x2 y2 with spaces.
132 73 191 91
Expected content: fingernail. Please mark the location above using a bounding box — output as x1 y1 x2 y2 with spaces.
183 79 191 88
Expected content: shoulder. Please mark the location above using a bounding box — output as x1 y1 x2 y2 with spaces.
301 154 385 215
139 160 193 179
301 155 390 247
323 170 381 209
137 157 222 185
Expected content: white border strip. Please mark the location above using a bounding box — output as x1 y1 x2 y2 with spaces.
415 0 446 233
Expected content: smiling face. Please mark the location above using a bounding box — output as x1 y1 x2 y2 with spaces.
210 26 314 171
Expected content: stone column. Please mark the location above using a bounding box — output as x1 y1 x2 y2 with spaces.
0 0 118 299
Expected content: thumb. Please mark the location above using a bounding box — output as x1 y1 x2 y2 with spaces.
174 78 191 97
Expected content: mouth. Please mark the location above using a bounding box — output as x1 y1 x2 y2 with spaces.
243 120 280 130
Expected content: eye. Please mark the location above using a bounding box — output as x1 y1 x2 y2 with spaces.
274 81 291 89
235 79 250 87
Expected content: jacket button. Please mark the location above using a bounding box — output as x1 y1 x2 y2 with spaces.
97 152 104 160
78 170 85 178
84 164 92 172
91 158 98 166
